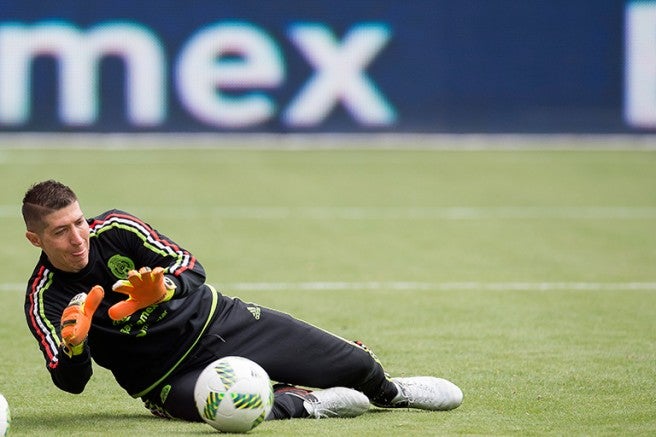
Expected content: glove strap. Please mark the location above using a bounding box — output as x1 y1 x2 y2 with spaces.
62 341 85 358
161 276 177 303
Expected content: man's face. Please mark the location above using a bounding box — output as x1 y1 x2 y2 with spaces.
26 201 90 273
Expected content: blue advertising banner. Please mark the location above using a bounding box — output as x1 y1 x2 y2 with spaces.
0 0 653 133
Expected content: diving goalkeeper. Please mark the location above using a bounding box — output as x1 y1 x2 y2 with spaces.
22 180 463 422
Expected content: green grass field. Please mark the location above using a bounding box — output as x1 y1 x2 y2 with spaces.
0 138 655 435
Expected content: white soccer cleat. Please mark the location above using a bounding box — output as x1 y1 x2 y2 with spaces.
301 387 371 419
390 377 463 411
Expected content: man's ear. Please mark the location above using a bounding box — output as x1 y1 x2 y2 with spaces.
26 231 41 248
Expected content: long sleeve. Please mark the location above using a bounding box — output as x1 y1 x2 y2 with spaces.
51 347 93 394
24 263 93 394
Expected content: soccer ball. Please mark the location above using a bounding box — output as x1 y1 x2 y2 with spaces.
0 393 10 436
194 356 274 433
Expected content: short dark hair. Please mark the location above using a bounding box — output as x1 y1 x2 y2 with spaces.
22 180 78 232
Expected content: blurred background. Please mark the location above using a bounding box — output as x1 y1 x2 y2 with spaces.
0 0 654 135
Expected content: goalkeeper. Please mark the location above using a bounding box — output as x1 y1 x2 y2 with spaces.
22 180 463 422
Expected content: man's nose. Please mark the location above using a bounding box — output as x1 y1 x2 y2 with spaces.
71 228 84 245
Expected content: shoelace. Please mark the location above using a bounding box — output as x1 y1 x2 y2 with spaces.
306 399 337 418
396 381 416 405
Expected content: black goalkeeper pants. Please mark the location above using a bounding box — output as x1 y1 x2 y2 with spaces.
142 295 398 421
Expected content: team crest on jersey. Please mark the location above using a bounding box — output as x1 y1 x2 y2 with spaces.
108 254 135 279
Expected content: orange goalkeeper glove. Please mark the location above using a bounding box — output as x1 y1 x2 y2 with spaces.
60 285 104 357
108 266 175 321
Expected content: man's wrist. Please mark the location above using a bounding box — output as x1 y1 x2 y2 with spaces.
62 341 85 358
162 275 177 301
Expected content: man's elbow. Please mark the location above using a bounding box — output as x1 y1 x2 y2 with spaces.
51 373 90 394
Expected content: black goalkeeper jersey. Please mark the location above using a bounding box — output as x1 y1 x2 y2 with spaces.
24 210 221 398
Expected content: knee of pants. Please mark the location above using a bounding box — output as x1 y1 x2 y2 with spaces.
143 368 204 422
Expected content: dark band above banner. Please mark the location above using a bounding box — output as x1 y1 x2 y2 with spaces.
0 1 654 133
